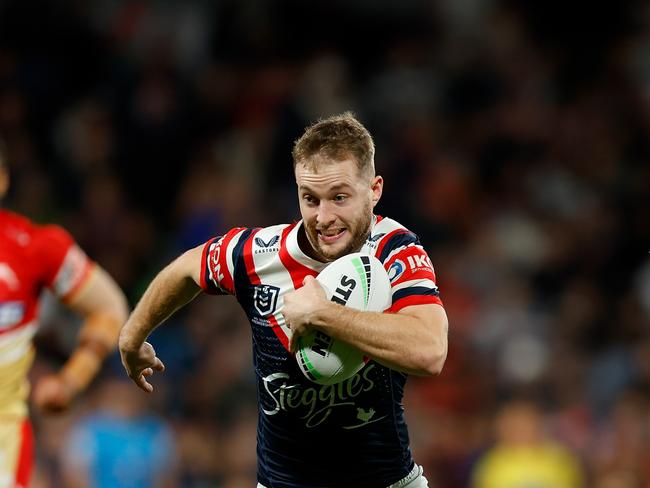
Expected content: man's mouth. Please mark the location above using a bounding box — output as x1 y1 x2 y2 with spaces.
317 228 346 244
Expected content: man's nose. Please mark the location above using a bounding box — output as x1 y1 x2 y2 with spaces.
316 201 336 227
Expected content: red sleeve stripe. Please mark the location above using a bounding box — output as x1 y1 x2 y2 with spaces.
388 295 443 313
199 237 217 291
279 223 318 289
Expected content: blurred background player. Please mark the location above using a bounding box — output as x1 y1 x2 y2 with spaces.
0 139 129 487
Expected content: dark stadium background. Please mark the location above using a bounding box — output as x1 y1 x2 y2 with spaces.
1 0 648 486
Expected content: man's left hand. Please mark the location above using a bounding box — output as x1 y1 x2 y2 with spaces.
33 374 77 414
281 275 328 352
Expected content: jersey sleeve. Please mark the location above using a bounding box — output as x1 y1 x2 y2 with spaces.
377 230 443 313
200 227 246 295
36 225 95 302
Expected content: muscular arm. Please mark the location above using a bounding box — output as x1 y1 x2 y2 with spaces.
118 245 203 392
283 277 448 376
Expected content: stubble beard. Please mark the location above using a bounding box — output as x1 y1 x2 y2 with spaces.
305 202 373 262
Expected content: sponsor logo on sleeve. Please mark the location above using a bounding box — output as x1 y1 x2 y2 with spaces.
208 238 226 285
387 259 406 283
405 253 433 273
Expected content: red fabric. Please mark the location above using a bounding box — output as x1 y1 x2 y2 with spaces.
15 419 34 488
388 294 443 313
0 210 91 335
278 223 318 290
201 227 244 294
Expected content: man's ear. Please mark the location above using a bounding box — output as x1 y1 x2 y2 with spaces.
371 175 383 207
0 168 8 200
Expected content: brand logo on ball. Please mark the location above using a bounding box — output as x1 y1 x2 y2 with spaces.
311 330 332 357
253 284 280 316
331 275 357 306
351 256 372 307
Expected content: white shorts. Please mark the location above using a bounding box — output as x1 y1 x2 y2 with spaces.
257 463 428 488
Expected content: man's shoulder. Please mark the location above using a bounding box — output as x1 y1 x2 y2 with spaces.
369 216 420 260
0 209 71 249
216 223 292 247
373 216 414 236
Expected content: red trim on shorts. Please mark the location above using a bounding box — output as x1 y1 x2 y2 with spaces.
279 223 318 289
243 230 291 351
388 295 443 313
15 418 34 488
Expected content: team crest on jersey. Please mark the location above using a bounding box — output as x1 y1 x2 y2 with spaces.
254 284 280 316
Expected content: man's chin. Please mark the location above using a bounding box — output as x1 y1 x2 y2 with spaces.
316 241 355 262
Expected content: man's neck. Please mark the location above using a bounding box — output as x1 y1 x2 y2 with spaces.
296 223 324 262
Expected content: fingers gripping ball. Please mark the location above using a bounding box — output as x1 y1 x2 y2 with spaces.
296 253 391 385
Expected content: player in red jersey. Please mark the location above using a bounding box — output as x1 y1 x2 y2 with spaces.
0 141 129 487
119 113 449 487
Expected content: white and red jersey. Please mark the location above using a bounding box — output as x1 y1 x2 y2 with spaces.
0 209 94 419
199 215 443 488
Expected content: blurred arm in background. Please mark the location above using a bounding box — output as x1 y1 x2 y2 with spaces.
33 265 129 413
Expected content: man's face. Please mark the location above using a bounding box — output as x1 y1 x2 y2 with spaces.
295 156 383 262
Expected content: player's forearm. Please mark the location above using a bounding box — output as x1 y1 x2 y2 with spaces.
119 258 201 350
310 304 448 376
63 268 130 393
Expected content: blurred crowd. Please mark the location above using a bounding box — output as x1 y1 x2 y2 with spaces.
1 0 649 487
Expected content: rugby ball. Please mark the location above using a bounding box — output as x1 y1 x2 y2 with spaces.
296 252 392 385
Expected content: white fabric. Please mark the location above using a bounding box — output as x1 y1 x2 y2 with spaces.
256 463 429 488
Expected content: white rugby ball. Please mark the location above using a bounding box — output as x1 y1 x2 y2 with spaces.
296 252 392 385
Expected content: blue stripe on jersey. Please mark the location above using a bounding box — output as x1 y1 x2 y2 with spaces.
377 231 418 262
231 228 255 299
392 286 440 303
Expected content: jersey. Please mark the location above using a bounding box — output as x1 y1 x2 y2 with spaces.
200 215 443 488
0 209 94 419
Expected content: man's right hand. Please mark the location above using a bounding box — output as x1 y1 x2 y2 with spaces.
119 339 165 393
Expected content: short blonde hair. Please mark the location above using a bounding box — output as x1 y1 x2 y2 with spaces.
292 112 375 177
